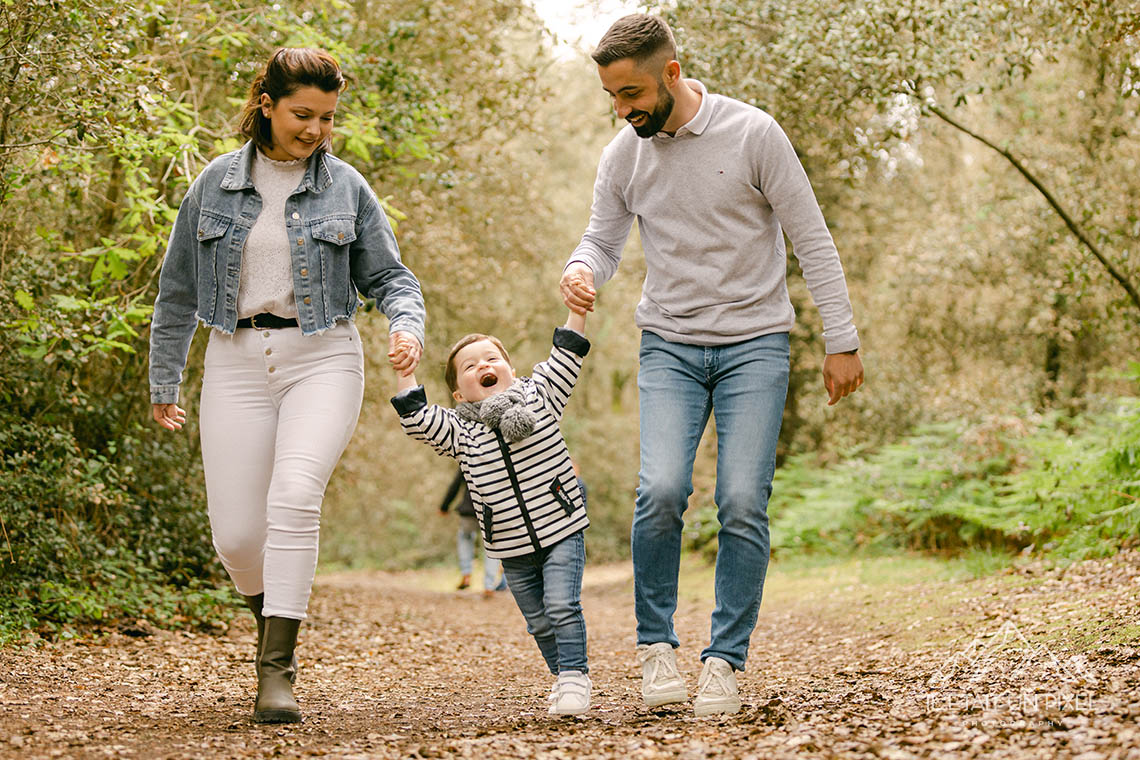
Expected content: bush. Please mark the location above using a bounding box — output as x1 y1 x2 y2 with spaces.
0 0 477 644
683 385 1140 564
0 413 230 644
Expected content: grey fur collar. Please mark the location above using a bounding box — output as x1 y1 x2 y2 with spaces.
455 381 536 442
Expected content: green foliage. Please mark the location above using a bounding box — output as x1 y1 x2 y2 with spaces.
0 413 231 643
654 0 1129 172
994 401 1140 561
685 392 1140 563
1 0 450 390
0 0 485 642
4 0 1132 644
0 0 561 639
651 0 1140 454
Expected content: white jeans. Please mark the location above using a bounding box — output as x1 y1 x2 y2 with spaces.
200 321 364 620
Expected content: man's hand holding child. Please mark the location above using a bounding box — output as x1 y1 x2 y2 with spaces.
560 264 596 316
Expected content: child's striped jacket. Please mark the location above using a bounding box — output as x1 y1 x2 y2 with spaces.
391 328 589 559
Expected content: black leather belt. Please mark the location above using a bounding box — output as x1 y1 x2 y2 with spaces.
236 313 298 329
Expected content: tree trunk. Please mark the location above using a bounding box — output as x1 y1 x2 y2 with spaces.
98 156 123 238
1041 294 1065 408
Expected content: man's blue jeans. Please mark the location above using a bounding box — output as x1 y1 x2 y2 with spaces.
633 331 789 672
501 530 588 674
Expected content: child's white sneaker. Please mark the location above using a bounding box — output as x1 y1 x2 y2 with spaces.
637 642 687 707
693 656 741 716
548 670 591 716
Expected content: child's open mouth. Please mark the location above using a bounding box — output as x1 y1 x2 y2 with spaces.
479 373 498 388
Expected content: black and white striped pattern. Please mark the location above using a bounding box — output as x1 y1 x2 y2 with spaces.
393 328 590 559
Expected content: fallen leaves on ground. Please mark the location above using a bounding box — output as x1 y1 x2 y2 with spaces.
1 551 1138 759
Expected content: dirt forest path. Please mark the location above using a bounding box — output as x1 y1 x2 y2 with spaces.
2 552 1139 760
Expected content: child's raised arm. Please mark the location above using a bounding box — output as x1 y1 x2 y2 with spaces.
395 368 418 392
562 269 591 334
565 308 586 335
531 311 590 421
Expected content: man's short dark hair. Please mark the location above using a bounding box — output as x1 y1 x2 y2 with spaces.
591 14 677 68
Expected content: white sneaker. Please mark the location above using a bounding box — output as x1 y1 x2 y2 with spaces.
693 657 741 716
549 670 591 716
637 642 687 708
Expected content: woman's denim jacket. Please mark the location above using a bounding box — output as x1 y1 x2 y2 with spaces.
148 141 425 404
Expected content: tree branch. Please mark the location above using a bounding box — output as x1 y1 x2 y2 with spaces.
0 130 69 152
926 102 1140 313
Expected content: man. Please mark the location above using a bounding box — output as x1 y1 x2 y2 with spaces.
560 14 864 717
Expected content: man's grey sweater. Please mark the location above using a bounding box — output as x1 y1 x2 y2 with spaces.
568 80 859 354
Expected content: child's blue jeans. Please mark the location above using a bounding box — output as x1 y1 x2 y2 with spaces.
500 530 587 674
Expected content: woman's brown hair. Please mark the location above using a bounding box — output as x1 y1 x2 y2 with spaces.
238 48 345 154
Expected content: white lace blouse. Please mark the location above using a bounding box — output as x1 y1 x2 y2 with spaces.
236 150 308 319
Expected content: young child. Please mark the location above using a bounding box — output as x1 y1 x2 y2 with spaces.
389 309 591 716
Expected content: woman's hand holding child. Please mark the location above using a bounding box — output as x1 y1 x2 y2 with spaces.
388 331 422 373
389 331 421 391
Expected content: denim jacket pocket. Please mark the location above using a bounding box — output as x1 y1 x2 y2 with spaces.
312 217 358 247
312 216 359 317
196 211 232 243
196 212 232 274
195 212 233 319
549 478 576 517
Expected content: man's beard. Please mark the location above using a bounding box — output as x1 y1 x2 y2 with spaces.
627 85 675 138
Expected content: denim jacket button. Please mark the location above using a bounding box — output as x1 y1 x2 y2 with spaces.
303 296 311 305
296 238 304 246
300 268 308 277
337 232 344 241
291 212 300 220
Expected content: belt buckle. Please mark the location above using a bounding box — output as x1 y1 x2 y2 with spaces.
250 314 263 329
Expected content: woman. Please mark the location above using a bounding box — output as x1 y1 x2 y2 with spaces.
148 48 425 724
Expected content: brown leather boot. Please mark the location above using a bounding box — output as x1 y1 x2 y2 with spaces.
241 594 266 677
242 594 296 682
253 617 302 724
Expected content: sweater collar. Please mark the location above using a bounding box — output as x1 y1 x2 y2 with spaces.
219 140 333 194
